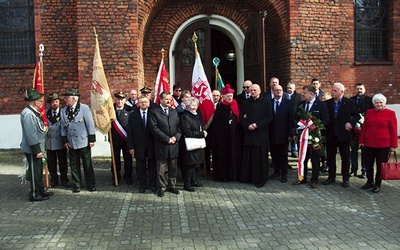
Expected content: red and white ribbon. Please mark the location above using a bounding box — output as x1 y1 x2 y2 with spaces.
112 120 127 142
297 118 313 181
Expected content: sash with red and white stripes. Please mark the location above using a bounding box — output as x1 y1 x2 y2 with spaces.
112 120 127 142
296 118 313 181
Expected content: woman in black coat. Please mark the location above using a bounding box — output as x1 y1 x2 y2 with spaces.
180 97 208 192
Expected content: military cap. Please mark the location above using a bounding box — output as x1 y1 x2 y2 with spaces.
114 92 127 99
47 92 60 103
140 86 152 94
24 89 44 101
61 88 80 96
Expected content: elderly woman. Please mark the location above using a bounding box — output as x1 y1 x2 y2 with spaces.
180 97 208 192
211 84 242 181
359 93 398 193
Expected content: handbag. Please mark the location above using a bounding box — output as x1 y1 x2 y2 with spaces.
184 137 206 151
380 151 400 180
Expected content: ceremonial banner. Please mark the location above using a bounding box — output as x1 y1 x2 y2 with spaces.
90 31 116 134
191 35 215 127
32 61 48 128
216 69 225 91
154 58 178 108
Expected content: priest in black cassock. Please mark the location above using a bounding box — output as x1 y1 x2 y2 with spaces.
211 84 242 182
240 84 273 188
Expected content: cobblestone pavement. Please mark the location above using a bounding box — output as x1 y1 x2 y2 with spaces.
1 149 400 249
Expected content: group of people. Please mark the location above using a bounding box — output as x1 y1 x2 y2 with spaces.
20 77 398 202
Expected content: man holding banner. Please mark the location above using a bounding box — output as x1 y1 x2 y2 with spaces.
110 92 133 185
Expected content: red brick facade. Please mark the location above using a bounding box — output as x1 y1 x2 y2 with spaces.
0 0 399 114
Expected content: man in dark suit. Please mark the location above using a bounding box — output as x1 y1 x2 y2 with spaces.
149 91 181 197
312 78 324 99
127 95 156 193
350 83 374 178
323 83 360 188
140 86 159 110
235 80 252 106
269 85 295 183
262 77 290 100
292 86 330 188
287 82 302 157
110 92 133 185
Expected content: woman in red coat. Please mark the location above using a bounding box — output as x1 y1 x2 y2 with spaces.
359 93 398 193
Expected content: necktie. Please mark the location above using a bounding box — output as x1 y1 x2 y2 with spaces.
356 97 360 104
275 100 279 114
142 111 146 127
305 102 310 112
164 108 168 116
246 94 249 99
53 110 57 117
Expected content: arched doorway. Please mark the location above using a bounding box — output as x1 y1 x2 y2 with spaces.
169 15 245 93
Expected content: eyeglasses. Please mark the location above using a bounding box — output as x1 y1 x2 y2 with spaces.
174 89 182 92
243 86 250 89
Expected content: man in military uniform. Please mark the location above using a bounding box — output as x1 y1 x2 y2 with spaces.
110 92 133 185
46 92 69 188
60 88 96 193
20 88 53 201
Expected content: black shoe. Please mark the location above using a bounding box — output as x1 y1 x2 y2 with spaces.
323 179 335 185
168 188 180 194
191 182 203 187
61 182 70 188
269 172 280 179
150 187 157 193
361 182 374 189
72 187 81 193
158 190 165 197
184 186 195 192
280 177 288 183
50 182 59 187
255 183 265 188
358 171 366 179
372 186 380 193
290 153 298 158
349 171 356 177
139 187 145 193
30 196 50 202
88 187 96 192
342 180 350 188
292 180 306 185
41 191 54 197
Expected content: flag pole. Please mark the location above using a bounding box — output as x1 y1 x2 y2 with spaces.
39 44 50 190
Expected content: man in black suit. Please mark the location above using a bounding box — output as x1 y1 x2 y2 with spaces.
262 77 290 100
127 95 156 193
311 78 324 99
269 85 295 183
350 83 373 178
323 83 360 188
287 82 302 157
235 80 252 106
110 92 133 185
149 91 181 197
292 86 330 188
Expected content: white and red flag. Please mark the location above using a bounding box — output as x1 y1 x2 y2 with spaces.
32 61 48 128
191 37 214 127
90 30 116 134
154 58 177 108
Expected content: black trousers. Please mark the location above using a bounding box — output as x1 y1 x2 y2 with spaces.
136 155 156 190
270 143 288 177
69 146 95 189
303 149 321 183
26 153 44 199
327 137 350 181
183 164 196 188
363 146 389 186
111 144 133 182
47 148 68 184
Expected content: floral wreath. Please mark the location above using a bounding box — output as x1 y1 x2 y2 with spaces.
294 106 326 157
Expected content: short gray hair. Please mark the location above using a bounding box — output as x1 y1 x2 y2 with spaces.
185 97 199 107
332 82 345 92
72 96 79 101
372 93 387 105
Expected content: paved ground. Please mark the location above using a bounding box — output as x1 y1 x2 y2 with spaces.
1 149 400 249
